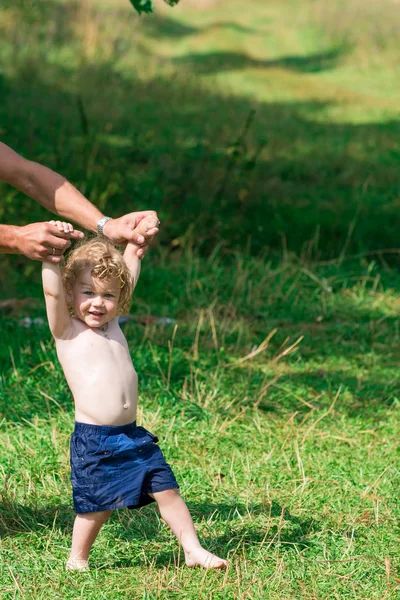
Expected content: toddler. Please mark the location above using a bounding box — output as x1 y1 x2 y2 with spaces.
41 217 227 570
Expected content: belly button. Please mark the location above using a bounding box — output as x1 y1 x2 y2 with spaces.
123 403 129 409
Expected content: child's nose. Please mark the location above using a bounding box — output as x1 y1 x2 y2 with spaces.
92 295 104 307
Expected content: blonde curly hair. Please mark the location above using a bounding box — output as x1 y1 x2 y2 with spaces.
63 238 134 316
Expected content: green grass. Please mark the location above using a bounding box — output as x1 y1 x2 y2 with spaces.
2 0 400 270
0 0 400 598
1 252 399 598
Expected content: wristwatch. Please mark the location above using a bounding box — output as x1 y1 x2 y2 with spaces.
97 216 112 236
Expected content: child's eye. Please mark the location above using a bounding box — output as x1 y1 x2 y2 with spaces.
84 291 94 296
104 293 114 298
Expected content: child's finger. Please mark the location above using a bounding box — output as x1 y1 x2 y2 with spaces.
52 220 74 234
61 223 70 233
146 220 160 231
145 227 159 237
55 220 65 232
63 222 73 233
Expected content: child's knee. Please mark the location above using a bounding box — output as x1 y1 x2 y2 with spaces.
94 510 113 524
76 510 113 523
99 509 113 522
150 488 180 502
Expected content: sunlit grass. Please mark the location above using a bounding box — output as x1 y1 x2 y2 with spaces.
2 0 400 265
1 251 399 598
0 0 400 597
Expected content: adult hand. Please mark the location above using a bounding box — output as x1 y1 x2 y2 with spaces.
102 210 160 258
15 222 84 263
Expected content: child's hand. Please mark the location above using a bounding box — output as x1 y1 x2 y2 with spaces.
134 215 159 237
45 220 79 261
48 220 75 235
134 216 160 258
102 211 160 255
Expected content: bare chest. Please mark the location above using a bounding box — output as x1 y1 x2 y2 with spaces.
55 322 135 377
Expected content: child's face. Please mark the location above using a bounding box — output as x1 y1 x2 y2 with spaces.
68 268 121 328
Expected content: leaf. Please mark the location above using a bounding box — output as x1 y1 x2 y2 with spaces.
129 0 180 13
129 0 154 15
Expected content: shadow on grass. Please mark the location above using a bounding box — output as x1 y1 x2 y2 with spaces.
105 500 319 568
0 498 318 565
1 309 399 425
140 15 261 39
172 47 347 74
3 60 400 268
240 363 399 418
1 4 400 425
0 501 75 539
1 8 400 266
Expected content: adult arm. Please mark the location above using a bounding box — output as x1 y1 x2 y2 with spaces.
0 142 159 258
0 141 102 230
0 221 85 263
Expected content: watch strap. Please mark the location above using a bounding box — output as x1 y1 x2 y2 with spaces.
97 216 112 236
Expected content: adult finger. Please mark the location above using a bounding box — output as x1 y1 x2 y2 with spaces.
60 229 84 240
37 245 67 260
68 229 85 240
45 229 83 246
45 253 63 263
44 234 72 251
46 222 84 239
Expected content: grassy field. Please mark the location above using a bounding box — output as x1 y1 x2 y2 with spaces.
0 0 400 598
2 0 400 269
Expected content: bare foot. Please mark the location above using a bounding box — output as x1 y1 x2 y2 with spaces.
66 558 89 571
185 547 228 569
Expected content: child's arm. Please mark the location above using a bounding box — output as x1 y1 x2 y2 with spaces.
123 215 159 286
41 221 73 338
123 243 142 288
42 261 71 338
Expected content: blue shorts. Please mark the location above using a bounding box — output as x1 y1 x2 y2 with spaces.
70 421 179 514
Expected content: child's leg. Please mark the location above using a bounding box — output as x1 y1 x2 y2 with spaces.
150 489 227 569
67 510 112 570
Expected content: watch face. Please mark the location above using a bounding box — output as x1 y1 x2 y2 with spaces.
97 217 110 234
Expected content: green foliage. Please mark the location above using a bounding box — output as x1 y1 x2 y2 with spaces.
0 2 399 595
129 0 180 15
129 0 154 14
1 0 400 272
